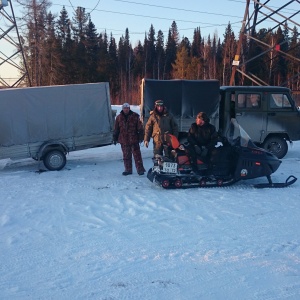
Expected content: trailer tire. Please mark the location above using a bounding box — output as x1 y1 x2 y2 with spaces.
262 137 288 159
43 150 66 171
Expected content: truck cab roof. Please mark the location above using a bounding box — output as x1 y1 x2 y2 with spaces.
220 86 291 93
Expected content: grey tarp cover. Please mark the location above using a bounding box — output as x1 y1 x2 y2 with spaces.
0 83 112 146
141 79 220 119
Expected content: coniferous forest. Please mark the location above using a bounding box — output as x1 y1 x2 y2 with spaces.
19 1 300 104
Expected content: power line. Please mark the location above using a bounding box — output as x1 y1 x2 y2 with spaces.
89 0 101 14
49 0 247 39
112 0 241 19
51 4 242 27
68 0 102 14
67 0 76 12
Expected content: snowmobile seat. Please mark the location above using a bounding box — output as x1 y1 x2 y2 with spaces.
164 133 180 149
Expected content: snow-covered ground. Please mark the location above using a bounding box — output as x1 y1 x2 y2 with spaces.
1 106 300 300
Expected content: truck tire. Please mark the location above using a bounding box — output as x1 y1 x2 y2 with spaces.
262 137 288 159
43 150 66 171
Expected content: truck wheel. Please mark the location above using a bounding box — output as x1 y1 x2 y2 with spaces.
262 137 288 159
43 150 66 171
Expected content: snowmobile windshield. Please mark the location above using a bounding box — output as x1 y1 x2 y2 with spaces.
227 118 252 147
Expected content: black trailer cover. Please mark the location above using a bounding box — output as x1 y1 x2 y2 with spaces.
141 79 220 119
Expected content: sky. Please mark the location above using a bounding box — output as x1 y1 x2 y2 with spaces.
1 105 300 299
1 0 299 82
47 0 300 45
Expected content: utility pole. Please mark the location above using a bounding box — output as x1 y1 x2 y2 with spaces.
0 0 31 87
230 0 300 87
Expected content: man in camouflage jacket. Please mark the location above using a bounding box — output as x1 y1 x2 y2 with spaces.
144 100 179 156
113 103 146 176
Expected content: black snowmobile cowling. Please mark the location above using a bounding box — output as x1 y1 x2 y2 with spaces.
146 119 297 189
140 79 300 159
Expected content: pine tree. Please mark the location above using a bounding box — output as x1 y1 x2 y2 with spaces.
165 21 179 79
108 33 119 102
85 17 100 83
278 25 289 85
133 41 145 80
221 23 236 85
144 24 156 78
42 12 62 86
210 34 218 79
56 6 74 84
289 27 300 90
215 38 223 82
118 28 133 102
172 45 190 79
246 28 268 85
190 27 202 80
71 7 89 83
191 27 201 58
155 30 165 79
19 0 52 86
203 35 211 79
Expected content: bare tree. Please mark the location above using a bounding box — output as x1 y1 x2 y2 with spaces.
17 0 52 86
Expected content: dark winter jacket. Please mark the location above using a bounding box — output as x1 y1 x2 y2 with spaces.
144 107 178 144
187 122 218 150
113 110 144 145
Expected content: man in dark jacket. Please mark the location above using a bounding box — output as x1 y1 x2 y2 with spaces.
113 103 146 176
187 112 218 171
144 100 179 156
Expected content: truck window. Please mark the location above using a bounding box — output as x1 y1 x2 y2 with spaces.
237 93 261 109
270 93 291 109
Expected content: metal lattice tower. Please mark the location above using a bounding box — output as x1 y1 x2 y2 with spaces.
230 0 300 87
0 0 30 87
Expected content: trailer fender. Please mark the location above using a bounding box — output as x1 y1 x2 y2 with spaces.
35 142 68 171
37 141 69 160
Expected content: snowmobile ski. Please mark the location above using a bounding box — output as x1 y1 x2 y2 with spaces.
253 175 297 189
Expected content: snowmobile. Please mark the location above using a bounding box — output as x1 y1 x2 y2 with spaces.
147 118 297 189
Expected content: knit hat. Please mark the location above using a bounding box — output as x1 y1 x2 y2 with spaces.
155 100 164 106
122 103 130 109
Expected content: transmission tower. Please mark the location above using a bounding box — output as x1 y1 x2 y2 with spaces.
0 0 30 87
230 0 300 87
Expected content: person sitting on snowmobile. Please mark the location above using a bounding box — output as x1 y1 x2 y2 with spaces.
187 112 219 172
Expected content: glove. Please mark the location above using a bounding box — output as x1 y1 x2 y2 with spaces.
144 141 149 148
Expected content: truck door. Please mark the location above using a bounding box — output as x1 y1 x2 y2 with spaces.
234 92 266 143
267 92 300 140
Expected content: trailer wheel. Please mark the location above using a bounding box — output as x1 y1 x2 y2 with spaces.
43 150 66 171
262 137 288 159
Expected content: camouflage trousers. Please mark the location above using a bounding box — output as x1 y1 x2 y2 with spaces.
121 143 145 173
153 141 170 157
